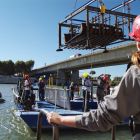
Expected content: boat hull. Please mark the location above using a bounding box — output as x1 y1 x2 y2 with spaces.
0 98 5 103
14 104 83 130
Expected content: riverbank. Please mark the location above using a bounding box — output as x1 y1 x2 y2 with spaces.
0 75 18 84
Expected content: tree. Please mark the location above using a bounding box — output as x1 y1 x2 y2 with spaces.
0 59 35 76
111 76 122 86
0 61 3 74
5 60 15 75
15 61 26 75
25 60 34 72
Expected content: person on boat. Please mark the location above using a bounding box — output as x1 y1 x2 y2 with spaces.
65 78 70 99
17 78 24 97
96 74 110 104
22 73 33 110
45 15 140 140
23 74 31 100
96 74 106 104
69 81 75 100
38 77 45 101
82 73 92 112
74 83 80 99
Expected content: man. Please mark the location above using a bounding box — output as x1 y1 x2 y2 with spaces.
38 77 45 101
82 76 92 112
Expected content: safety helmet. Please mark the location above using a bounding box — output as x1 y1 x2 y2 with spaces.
82 72 89 78
102 75 109 81
129 15 140 42
39 77 43 81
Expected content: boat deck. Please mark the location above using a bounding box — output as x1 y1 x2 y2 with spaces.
14 100 84 130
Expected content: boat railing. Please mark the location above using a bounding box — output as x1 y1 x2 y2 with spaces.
12 88 19 98
14 86 116 140
12 88 20 104
111 126 116 140
36 109 59 140
36 108 116 140
45 86 71 110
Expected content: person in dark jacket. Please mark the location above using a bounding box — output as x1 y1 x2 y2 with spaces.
38 77 45 101
69 82 74 100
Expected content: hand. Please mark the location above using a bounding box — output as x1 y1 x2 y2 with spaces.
46 112 62 125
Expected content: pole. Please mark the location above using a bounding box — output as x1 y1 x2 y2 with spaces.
37 113 43 140
53 126 60 140
84 90 88 112
36 109 60 140
111 126 116 140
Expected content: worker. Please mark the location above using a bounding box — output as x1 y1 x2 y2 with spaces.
82 72 92 111
45 15 140 140
23 74 31 101
22 73 32 110
38 77 45 101
96 74 108 104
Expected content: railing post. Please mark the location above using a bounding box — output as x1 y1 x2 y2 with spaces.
84 90 88 112
36 109 60 140
37 112 43 140
111 126 116 140
53 126 59 140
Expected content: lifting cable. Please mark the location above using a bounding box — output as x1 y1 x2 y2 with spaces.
74 0 78 11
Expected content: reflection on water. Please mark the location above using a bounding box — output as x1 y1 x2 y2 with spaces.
0 84 132 140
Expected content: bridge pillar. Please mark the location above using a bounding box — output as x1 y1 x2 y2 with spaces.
56 70 79 86
56 70 66 86
71 70 79 84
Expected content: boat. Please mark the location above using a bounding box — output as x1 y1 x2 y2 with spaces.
12 86 97 130
13 85 130 132
0 92 5 103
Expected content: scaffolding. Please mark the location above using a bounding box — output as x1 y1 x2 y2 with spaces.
57 0 137 52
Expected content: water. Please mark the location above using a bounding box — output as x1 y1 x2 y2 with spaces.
0 84 132 140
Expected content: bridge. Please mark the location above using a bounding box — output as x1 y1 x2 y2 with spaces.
32 42 136 85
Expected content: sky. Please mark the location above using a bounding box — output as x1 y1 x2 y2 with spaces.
0 0 139 78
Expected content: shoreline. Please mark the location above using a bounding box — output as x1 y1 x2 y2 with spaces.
0 75 18 84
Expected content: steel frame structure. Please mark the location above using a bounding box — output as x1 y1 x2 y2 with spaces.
57 0 136 51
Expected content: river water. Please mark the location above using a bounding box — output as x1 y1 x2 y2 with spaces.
0 84 132 140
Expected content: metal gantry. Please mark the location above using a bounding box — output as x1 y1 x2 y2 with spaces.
57 0 136 52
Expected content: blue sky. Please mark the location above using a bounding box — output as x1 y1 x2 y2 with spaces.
0 0 139 78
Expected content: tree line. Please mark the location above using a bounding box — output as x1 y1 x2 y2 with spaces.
0 60 34 75
111 76 122 86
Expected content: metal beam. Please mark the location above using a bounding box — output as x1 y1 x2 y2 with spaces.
60 23 79 28
60 1 136 24
60 0 97 24
87 6 136 18
111 0 136 11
